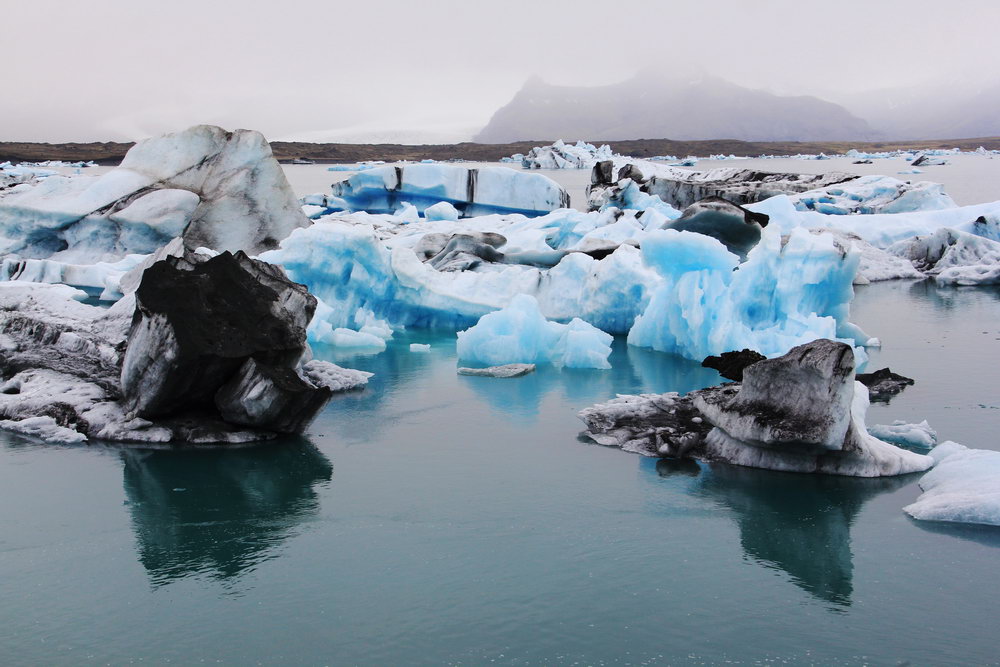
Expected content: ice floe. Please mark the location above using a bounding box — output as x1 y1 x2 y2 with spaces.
904 443 1000 526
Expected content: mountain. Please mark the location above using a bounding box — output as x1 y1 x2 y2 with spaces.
474 73 879 143
836 81 1000 140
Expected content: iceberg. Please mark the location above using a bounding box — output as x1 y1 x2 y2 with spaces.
0 251 371 444
904 442 1000 526
2 253 149 300
519 140 616 169
626 227 869 362
585 157 962 224
260 219 662 337
694 340 932 477
456 294 612 369
579 339 931 477
888 227 1000 285
644 168 857 210
587 160 859 210
263 202 873 364
0 125 309 265
748 195 1000 249
911 153 949 167
868 420 937 450
327 164 570 218
854 367 915 402
457 363 535 377
788 175 956 215
423 200 460 221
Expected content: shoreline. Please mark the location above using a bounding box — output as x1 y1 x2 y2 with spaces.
3 136 1000 165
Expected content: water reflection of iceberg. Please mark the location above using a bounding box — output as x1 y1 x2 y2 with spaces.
121 440 332 586
315 331 721 424
459 338 721 421
658 460 913 607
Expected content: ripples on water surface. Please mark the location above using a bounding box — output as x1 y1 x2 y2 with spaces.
1 281 999 664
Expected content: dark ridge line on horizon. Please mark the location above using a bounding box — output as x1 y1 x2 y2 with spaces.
3 136 1000 165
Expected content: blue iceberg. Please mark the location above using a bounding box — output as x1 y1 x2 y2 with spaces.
456 294 612 369
327 164 569 218
627 227 870 362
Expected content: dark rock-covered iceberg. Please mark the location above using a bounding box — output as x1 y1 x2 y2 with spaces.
580 339 933 477
587 160 858 210
0 251 370 444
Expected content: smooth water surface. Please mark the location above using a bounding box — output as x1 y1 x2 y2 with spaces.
1 281 999 665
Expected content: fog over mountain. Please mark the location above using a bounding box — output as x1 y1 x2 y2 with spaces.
3 0 1000 143
475 73 879 143
835 82 1000 141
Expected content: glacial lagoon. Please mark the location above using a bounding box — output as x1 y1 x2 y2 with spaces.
2 158 1000 665
1 277 998 665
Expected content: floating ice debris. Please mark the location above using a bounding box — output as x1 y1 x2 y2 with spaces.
855 367 916 401
456 294 612 369
423 200 460 221
911 153 949 167
457 363 536 378
904 442 1000 526
868 420 937 450
409 343 431 353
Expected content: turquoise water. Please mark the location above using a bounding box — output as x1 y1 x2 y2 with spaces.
1 281 999 665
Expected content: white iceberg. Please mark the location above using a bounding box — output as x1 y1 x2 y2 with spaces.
423 200 460 221
888 227 1000 286
789 175 956 215
0 125 309 266
519 140 615 170
904 442 1000 526
868 420 938 449
748 195 1000 249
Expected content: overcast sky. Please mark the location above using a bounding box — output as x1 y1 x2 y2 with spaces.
3 0 999 142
